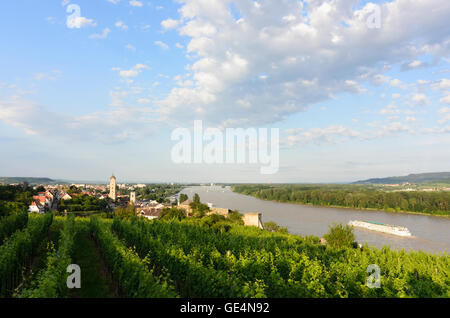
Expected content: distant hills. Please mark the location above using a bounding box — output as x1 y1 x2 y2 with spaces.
0 177 67 185
353 172 450 184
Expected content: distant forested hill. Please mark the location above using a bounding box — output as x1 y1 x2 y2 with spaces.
353 172 450 184
0 177 60 184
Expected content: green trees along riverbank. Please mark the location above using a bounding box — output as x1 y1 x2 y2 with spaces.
232 185 450 216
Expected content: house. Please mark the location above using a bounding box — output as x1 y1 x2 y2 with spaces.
61 193 72 200
28 200 45 214
178 199 193 215
139 207 163 220
33 195 51 208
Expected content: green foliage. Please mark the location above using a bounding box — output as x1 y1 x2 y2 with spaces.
0 210 28 244
18 214 76 298
160 208 187 221
114 204 136 219
111 217 449 298
188 194 210 217
67 185 81 195
135 184 185 203
179 193 188 204
0 213 53 297
58 194 107 214
0 185 37 214
228 210 244 225
90 217 177 298
264 221 288 234
323 223 355 249
232 184 450 216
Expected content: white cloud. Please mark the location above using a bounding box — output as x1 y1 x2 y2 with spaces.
405 116 417 123
158 0 450 126
115 21 128 30
411 93 429 106
161 18 180 30
380 104 401 115
67 16 96 29
107 0 120 4
0 96 161 143
434 79 450 90
285 125 360 146
34 70 61 81
408 60 422 68
154 41 169 50
389 79 407 90
129 0 142 7
89 28 111 39
114 64 150 79
438 107 450 124
137 98 151 105
440 95 450 105
125 44 136 51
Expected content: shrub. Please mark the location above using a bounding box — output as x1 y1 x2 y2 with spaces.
323 223 355 249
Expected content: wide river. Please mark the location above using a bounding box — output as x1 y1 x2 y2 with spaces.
180 186 450 254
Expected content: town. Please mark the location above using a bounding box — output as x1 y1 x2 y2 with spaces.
22 175 264 229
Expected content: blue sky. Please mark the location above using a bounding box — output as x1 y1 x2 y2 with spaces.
0 0 449 183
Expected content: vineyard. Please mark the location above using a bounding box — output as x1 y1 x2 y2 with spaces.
0 209 448 298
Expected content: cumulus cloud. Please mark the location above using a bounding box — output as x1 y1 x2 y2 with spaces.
161 18 181 30
157 0 450 126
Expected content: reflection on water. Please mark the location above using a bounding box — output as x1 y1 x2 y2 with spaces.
180 186 450 254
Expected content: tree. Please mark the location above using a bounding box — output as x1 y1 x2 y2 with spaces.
114 205 136 219
228 210 244 225
264 221 288 234
160 207 187 221
193 193 200 204
179 193 188 204
323 223 355 249
36 186 46 192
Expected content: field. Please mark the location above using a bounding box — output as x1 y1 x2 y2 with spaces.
0 212 448 298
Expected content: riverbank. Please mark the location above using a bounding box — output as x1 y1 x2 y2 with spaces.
230 187 450 219
181 186 450 253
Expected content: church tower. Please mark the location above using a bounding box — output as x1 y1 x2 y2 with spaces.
130 191 136 205
109 174 117 201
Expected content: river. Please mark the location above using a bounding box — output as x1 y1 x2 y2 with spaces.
180 186 450 254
